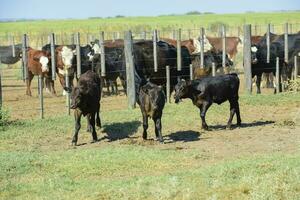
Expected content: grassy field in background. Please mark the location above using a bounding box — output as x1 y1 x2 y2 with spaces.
1 92 300 199
0 12 300 37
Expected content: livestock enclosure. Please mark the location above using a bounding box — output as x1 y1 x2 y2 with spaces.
1 14 300 200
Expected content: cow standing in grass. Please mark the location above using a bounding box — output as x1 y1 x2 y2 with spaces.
174 74 241 130
136 79 166 143
70 70 101 145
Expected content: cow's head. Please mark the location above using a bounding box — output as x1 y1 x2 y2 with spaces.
57 46 74 69
174 79 191 103
33 51 51 72
250 45 258 64
211 50 234 67
88 41 101 61
191 36 213 55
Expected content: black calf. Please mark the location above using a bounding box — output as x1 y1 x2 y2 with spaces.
174 73 241 130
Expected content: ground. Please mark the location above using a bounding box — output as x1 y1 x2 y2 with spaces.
1 65 300 199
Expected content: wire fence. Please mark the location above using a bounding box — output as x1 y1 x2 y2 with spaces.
0 23 299 120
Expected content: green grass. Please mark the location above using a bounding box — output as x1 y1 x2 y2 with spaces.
0 12 299 40
0 93 300 199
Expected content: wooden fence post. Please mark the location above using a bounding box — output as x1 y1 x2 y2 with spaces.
212 62 216 77
99 31 106 77
153 29 158 72
200 27 204 68
75 32 81 78
294 56 298 80
276 57 280 93
189 64 193 80
177 29 182 71
243 24 252 94
22 34 28 82
50 33 56 80
38 75 44 119
222 25 226 70
124 31 136 109
284 23 289 63
10 35 15 57
166 65 170 103
65 71 71 115
266 24 270 63
0 71 2 109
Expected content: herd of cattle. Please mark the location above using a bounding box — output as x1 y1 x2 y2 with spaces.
0 30 299 144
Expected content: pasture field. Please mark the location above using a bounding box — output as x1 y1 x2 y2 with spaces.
0 12 300 37
1 84 300 199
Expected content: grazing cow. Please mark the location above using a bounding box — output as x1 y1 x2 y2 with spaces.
70 70 101 145
174 74 241 130
206 36 241 61
26 48 53 96
137 80 165 143
0 44 22 64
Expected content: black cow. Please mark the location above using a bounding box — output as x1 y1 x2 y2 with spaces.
251 41 292 93
0 44 22 64
92 45 125 95
70 70 101 145
174 73 241 130
136 79 166 143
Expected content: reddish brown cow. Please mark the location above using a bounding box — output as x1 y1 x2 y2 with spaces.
26 48 54 96
206 36 241 60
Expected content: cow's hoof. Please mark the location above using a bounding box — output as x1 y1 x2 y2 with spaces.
71 141 77 146
201 125 209 130
86 126 92 132
226 125 233 130
91 139 98 143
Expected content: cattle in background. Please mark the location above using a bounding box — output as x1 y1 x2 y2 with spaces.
26 48 53 96
160 37 212 55
0 44 22 65
206 36 241 61
174 74 241 130
70 70 101 145
136 79 165 143
191 50 233 79
250 32 300 93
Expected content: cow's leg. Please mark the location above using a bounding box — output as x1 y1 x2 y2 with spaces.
114 80 119 95
256 74 262 94
72 109 82 145
199 101 211 130
227 100 236 129
153 116 163 143
96 106 101 128
90 112 98 143
86 114 92 132
142 112 148 140
26 72 34 96
235 101 242 126
50 80 57 96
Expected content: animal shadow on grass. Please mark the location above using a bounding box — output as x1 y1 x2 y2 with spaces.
208 120 275 130
164 130 202 144
101 120 141 142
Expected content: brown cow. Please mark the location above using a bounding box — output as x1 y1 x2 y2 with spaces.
206 36 241 61
26 48 54 96
55 46 75 95
161 38 212 55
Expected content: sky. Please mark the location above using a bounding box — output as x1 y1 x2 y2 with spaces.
0 0 299 19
